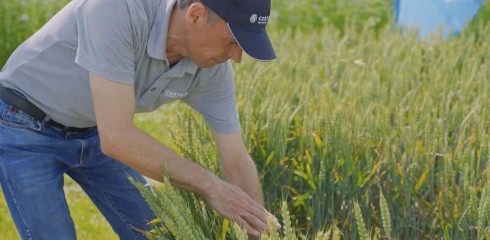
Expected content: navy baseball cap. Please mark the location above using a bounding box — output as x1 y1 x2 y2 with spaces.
201 0 276 61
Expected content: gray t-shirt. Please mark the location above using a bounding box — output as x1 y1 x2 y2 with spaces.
0 0 240 133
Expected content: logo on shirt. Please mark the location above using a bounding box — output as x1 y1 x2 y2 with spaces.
250 14 269 25
163 89 186 98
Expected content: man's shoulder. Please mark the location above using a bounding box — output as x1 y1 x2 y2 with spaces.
75 0 154 19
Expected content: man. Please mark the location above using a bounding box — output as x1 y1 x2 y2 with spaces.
0 0 280 239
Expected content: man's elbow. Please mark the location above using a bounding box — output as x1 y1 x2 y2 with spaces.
98 130 124 159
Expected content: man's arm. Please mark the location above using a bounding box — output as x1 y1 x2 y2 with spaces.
212 131 264 205
213 131 282 239
89 73 277 237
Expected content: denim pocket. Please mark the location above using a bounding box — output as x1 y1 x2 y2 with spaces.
0 107 42 131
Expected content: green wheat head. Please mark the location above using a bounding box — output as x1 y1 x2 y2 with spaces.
354 201 368 240
379 189 392 239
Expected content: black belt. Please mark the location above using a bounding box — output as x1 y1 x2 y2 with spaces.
0 84 92 132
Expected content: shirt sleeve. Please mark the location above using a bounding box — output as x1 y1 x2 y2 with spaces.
182 62 241 134
74 0 135 84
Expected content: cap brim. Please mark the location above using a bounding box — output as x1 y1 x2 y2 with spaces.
228 24 276 61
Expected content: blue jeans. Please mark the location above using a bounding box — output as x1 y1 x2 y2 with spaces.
0 98 156 239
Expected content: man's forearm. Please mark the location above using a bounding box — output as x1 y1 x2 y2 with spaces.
222 156 264 205
100 124 218 196
212 131 266 206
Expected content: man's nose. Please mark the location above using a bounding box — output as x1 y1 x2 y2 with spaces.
228 44 243 63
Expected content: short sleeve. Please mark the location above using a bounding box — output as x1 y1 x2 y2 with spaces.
183 62 241 134
75 0 135 84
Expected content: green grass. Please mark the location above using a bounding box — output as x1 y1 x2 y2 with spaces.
2 0 490 239
0 0 70 67
0 189 19 239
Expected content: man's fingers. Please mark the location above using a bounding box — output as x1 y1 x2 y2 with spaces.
245 200 268 218
244 201 281 231
230 199 278 235
205 181 281 235
234 216 260 237
240 201 282 235
267 211 282 230
241 210 269 233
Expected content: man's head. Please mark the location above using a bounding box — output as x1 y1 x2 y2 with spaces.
199 0 276 62
176 0 275 67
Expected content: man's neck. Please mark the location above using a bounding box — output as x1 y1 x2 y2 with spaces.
167 55 182 67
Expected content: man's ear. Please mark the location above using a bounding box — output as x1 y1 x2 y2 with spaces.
186 2 207 24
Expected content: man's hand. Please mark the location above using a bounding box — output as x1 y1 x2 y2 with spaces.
212 131 281 237
204 178 281 237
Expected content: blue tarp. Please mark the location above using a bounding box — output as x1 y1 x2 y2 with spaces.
394 0 483 39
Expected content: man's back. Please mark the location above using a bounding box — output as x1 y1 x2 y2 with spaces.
0 0 238 133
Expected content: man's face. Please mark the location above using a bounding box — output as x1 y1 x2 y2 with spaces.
184 8 243 68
